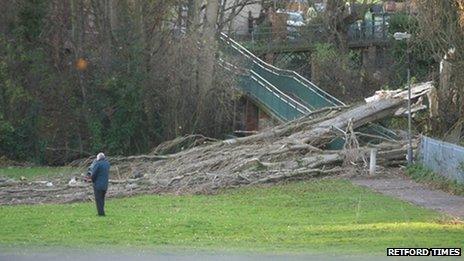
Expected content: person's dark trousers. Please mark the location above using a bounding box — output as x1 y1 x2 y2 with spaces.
93 187 107 216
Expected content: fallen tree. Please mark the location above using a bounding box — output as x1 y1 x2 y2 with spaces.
0 82 433 205
136 83 431 193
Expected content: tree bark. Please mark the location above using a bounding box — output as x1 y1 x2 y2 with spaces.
196 0 220 123
200 0 219 93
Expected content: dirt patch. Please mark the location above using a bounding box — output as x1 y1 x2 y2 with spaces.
0 174 156 205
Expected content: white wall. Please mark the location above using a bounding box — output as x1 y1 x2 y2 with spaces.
227 2 262 35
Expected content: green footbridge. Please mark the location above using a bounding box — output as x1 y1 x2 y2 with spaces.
219 33 397 143
220 33 344 121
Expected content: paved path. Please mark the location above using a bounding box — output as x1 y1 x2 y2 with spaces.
352 175 464 219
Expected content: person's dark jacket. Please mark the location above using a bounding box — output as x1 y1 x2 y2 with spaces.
90 159 110 190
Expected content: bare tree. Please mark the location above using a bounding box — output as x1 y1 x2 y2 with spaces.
414 0 464 135
322 0 374 50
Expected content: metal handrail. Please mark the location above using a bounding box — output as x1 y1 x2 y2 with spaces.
218 58 310 120
249 70 310 115
220 32 345 107
220 32 398 142
219 56 312 114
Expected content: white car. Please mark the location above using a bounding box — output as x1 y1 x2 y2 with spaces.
286 12 306 27
286 12 305 40
275 10 306 40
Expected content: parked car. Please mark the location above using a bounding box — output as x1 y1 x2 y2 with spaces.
276 10 306 40
286 11 306 27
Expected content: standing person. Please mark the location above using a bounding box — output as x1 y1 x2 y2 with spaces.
90 152 110 216
248 10 255 39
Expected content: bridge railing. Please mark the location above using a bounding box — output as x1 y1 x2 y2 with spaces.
227 14 390 50
226 25 321 52
347 14 390 46
220 33 345 109
219 58 310 121
220 32 399 142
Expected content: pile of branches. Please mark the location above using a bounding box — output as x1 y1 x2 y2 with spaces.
0 83 432 204
107 82 432 192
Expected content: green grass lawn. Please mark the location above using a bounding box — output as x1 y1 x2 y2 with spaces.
0 166 78 179
0 180 463 254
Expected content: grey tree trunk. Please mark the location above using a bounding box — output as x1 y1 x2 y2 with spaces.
197 0 220 114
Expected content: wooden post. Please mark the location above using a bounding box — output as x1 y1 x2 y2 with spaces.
369 148 377 175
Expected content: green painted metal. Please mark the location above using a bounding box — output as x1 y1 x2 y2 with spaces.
238 71 309 121
219 33 399 145
220 34 344 111
251 65 333 110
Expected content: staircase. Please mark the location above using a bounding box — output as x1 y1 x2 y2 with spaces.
220 33 344 122
219 33 398 142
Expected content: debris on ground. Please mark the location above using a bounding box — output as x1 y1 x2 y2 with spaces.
0 156 31 168
0 83 433 205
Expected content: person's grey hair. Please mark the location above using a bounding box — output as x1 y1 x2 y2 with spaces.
96 152 105 161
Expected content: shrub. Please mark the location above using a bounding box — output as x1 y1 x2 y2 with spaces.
406 164 464 196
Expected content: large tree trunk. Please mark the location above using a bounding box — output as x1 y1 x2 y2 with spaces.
295 98 408 145
196 0 220 127
199 0 219 93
